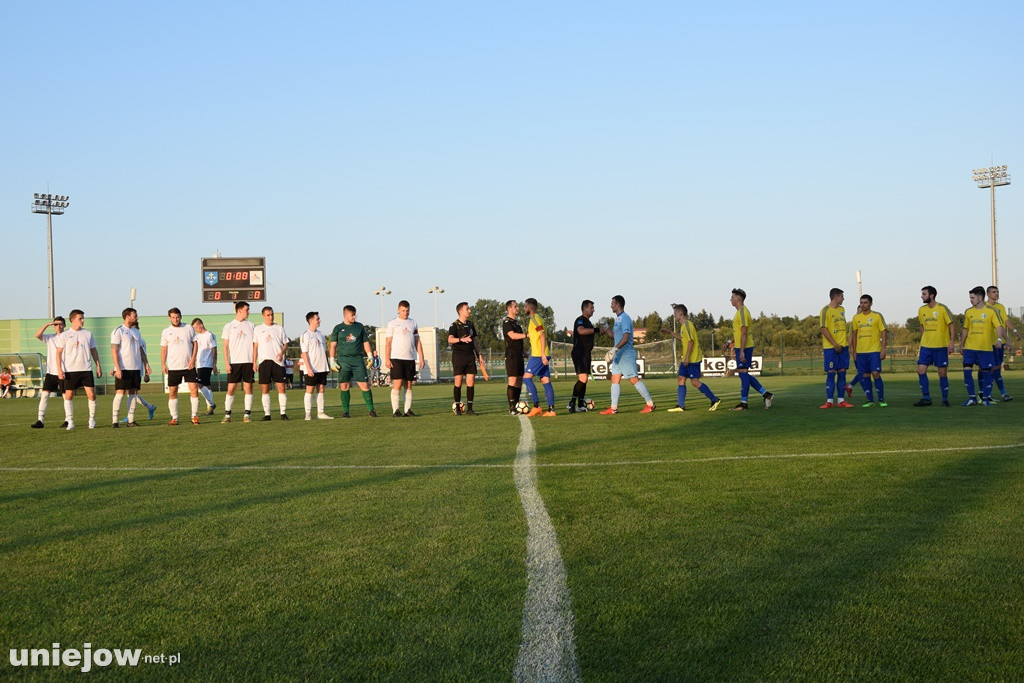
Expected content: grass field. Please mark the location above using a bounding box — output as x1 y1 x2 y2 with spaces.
3 375 1024 680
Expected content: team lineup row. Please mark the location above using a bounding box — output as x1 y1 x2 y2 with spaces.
23 284 1020 429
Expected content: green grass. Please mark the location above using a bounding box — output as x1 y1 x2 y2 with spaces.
2 375 1023 679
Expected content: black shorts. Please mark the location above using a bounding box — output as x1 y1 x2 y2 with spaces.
115 369 142 391
572 350 592 375
452 353 477 377
391 358 417 382
167 368 199 386
305 371 327 387
259 359 286 385
196 367 213 387
505 354 525 377
64 371 95 391
42 373 64 393
227 362 255 385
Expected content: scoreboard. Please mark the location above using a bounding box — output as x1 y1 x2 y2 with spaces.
201 257 266 303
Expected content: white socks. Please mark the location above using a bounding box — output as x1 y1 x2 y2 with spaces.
37 391 49 422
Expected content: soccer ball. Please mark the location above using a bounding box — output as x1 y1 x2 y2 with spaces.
515 400 530 414
571 398 596 412
452 401 466 414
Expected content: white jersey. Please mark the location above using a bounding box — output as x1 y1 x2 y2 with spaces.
300 329 329 373
222 319 256 364
111 324 144 371
195 330 217 368
56 328 97 372
41 333 63 375
386 317 420 360
255 323 288 366
161 324 197 371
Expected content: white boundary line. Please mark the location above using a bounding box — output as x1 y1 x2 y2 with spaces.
513 416 580 683
2 442 1022 473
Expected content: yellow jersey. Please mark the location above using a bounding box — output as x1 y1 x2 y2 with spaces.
988 301 1008 324
819 305 848 348
528 313 549 357
680 320 703 364
851 311 887 354
964 305 1004 351
918 303 954 348
732 306 752 347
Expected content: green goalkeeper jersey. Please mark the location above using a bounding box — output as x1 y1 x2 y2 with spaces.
330 322 370 359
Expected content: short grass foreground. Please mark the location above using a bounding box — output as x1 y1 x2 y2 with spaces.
2 376 1024 679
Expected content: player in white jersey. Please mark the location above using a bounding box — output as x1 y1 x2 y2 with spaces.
127 322 159 422
30 316 66 428
300 311 333 420
384 300 425 417
221 301 256 422
191 318 218 414
54 309 103 430
110 307 152 427
161 307 201 425
255 306 289 420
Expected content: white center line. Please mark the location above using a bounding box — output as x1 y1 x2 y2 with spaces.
513 416 580 683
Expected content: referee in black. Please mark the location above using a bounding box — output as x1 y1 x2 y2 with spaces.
569 299 597 412
503 300 527 415
448 302 485 415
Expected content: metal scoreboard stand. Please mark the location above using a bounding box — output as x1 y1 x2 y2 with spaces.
201 257 266 303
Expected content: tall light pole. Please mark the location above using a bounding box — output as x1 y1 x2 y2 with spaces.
374 286 392 327
31 193 71 319
427 286 445 328
856 270 863 297
972 165 1011 286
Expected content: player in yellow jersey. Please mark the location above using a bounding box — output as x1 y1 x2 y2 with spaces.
986 286 1021 401
663 304 721 411
849 294 888 407
522 298 555 416
914 285 956 407
819 288 853 409
729 288 773 410
960 286 1006 407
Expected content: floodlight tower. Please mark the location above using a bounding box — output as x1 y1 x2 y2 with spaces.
374 286 392 327
972 165 1011 286
31 193 71 319
427 285 445 328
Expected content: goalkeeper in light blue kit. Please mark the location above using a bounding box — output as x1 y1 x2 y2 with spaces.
599 295 656 414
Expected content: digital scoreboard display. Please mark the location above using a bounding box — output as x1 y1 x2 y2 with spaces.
201 257 266 303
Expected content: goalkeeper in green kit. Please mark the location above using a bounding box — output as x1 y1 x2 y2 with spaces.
329 305 379 418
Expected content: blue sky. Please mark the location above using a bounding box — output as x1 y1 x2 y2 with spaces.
2 1 1021 333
